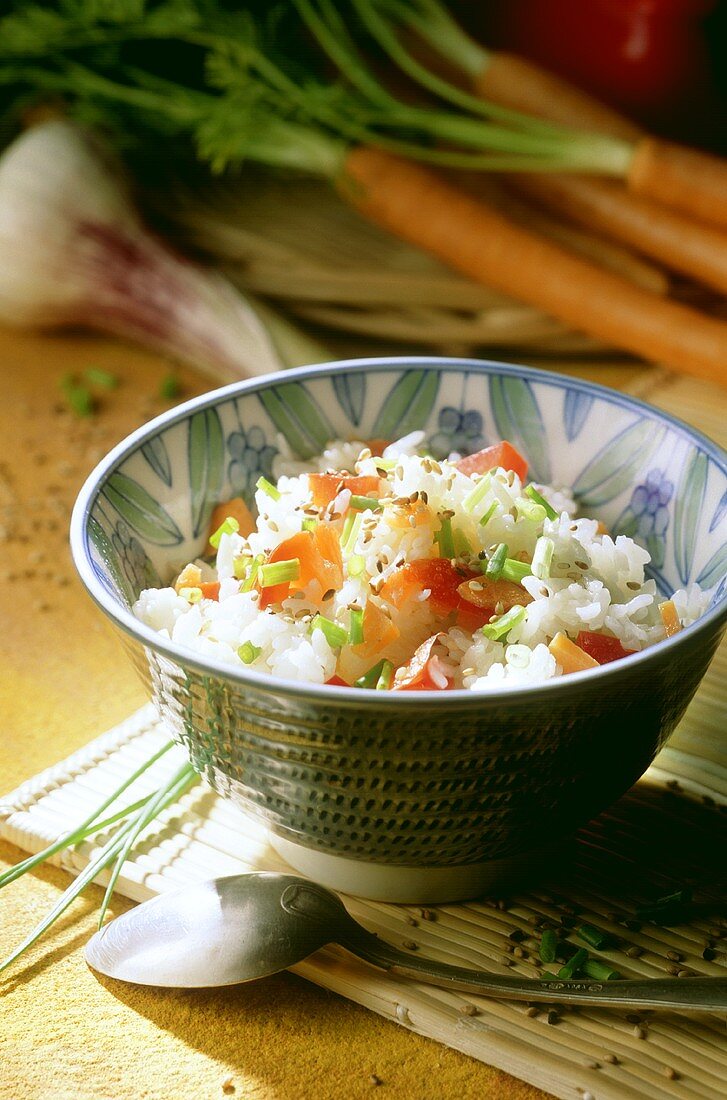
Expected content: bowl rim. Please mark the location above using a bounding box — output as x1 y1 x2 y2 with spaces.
70 355 727 705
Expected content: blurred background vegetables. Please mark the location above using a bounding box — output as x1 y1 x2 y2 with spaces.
0 0 725 385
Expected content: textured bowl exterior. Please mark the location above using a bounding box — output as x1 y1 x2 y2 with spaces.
72 358 727 876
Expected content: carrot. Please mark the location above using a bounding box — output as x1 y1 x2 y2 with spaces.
206 497 255 555
342 147 727 387
258 526 343 609
457 577 532 612
199 581 220 601
659 600 682 638
474 52 727 231
548 632 599 674
509 173 727 297
309 472 380 508
455 440 527 481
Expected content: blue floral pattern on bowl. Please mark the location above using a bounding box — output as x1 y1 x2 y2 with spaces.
615 468 674 568
227 423 278 502
428 405 485 459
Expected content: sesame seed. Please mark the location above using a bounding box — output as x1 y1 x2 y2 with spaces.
633 1025 647 1039
666 950 682 962
663 1067 679 1081
458 1003 478 1017
525 1007 539 1018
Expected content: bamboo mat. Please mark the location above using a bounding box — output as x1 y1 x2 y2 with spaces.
2 642 726 1100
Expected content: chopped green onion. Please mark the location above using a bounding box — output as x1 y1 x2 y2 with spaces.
453 527 472 558
311 615 348 648
348 554 365 577
259 559 300 587
342 511 363 554
557 947 588 979
532 536 554 580
435 515 455 559
372 456 396 470
60 373 94 417
233 554 252 580
462 473 491 514
349 607 364 645
525 484 558 521
577 924 611 950
375 660 394 690
208 516 240 549
355 659 387 689
655 888 692 907
350 495 382 511
302 517 318 532
582 960 621 981
84 367 118 389
539 972 560 981
501 558 532 584
479 500 499 528
481 605 526 641
516 497 547 525
240 554 264 592
159 372 181 399
539 929 558 963
179 586 202 604
256 476 281 501
485 542 508 578
238 641 262 664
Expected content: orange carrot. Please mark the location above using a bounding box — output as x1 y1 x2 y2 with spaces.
455 440 527 481
258 526 343 609
474 52 727 231
393 633 451 691
456 577 532 612
341 147 727 387
206 497 255 555
309 472 380 508
548 632 599 674
509 173 727 297
659 600 682 638
199 581 220 601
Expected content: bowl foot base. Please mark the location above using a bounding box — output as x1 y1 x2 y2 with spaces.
269 833 571 903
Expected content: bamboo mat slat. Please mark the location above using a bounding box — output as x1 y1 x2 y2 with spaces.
2 632 725 1100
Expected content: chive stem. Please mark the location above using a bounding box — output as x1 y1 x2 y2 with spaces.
311 614 348 648
350 495 382 511
259 558 300 586
481 604 526 641
485 542 508 579
208 515 240 549
241 553 264 593
501 558 532 584
302 517 318 532
582 959 621 981
256 476 281 501
354 658 387 689
435 515 455 559
348 554 365 577
375 659 394 690
525 484 558 521
532 536 554 580
539 928 558 963
462 473 491 514
479 500 498 527
349 607 364 645
557 947 588 979
577 923 611 950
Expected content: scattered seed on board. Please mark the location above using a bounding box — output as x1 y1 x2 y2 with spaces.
405 915 418 926
402 940 418 951
604 1053 619 1065
666 950 682 962
666 964 680 976
221 1078 235 1094
663 1067 679 1081
419 908 436 921
633 1025 647 1040
626 946 643 958
458 1003 478 1017
395 1003 412 1025
546 1010 560 1026
677 969 692 978
508 928 526 943
513 946 526 959
525 1007 539 1018
369 1073 382 1087
625 1013 642 1024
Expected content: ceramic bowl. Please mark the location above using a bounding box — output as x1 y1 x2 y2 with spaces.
71 358 727 902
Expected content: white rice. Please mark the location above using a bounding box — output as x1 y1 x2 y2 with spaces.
133 436 710 690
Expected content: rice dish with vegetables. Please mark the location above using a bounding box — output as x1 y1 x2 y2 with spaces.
133 434 709 691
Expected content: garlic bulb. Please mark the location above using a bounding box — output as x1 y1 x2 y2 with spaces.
0 121 285 382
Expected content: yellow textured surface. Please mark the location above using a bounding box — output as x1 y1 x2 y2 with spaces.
0 326 723 1100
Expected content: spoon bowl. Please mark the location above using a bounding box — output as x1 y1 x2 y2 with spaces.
86 872 727 1014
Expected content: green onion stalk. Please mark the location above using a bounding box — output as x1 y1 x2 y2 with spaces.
0 748 199 974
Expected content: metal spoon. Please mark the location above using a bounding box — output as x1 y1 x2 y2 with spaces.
85 872 727 1013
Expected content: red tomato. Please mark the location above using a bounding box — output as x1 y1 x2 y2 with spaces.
393 634 452 691
481 0 716 122
308 473 381 508
380 559 494 630
325 675 350 687
455 441 528 483
575 630 636 665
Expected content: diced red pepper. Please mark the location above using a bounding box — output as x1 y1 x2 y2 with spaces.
308 473 381 508
575 630 636 665
393 633 452 691
325 675 350 687
455 441 528 483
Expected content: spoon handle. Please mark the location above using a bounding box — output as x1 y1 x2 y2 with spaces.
343 932 727 1014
